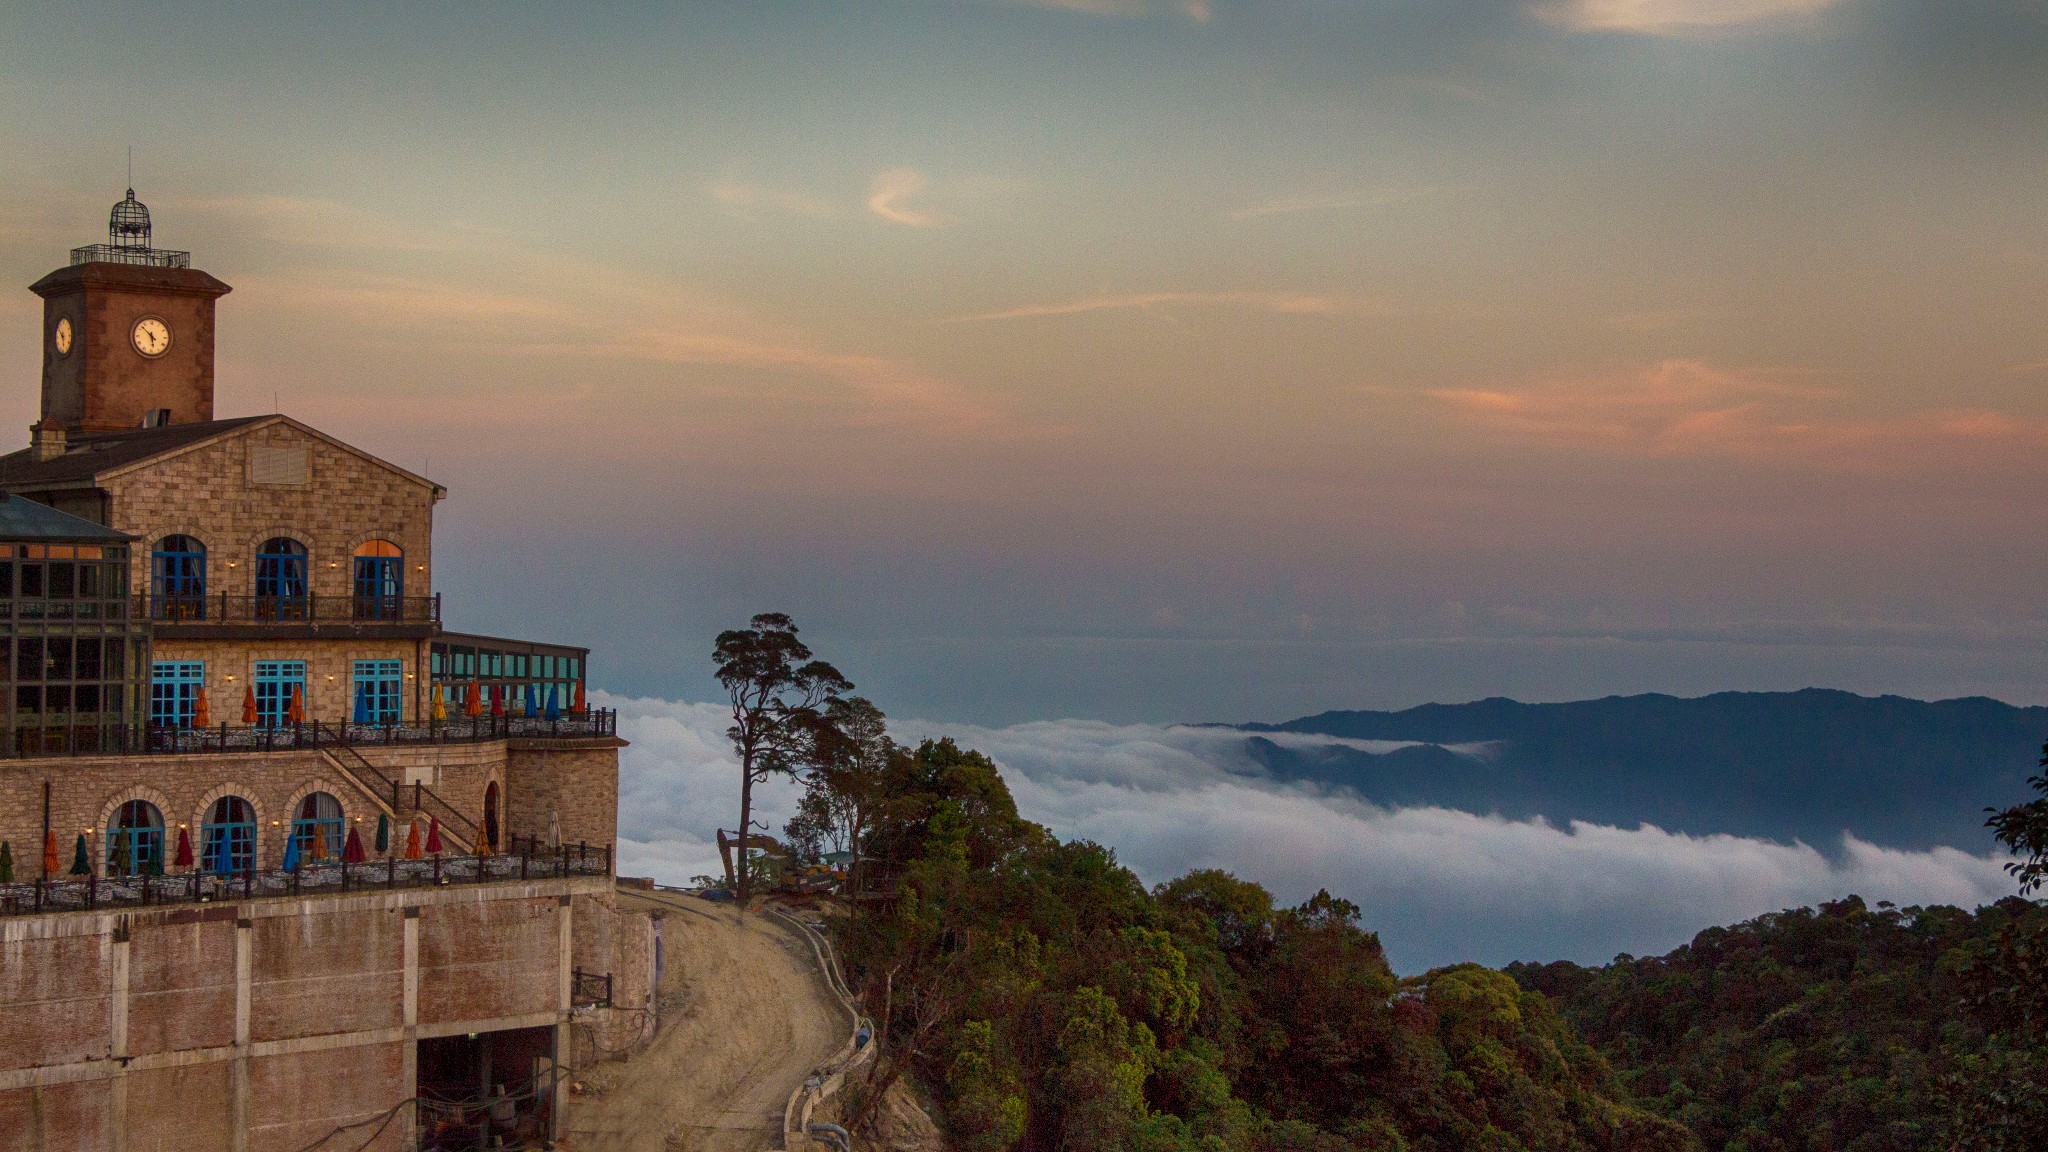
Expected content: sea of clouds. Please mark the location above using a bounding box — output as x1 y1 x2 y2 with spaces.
602 693 2020 973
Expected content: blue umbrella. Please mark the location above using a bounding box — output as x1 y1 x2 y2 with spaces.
352 684 370 725
281 829 300 872
524 683 538 718
545 684 560 721
207 828 231 874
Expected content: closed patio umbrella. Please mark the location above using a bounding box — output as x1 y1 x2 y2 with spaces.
0 841 12 883
192 687 211 729
545 685 560 722
70 834 91 876
431 685 447 722
343 825 366 864
241 686 258 725
110 830 130 876
404 820 423 860
174 826 193 869
490 685 504 718
572 681 586 714
43 829 59 876
465 681 482 718
287 684 305 725
523 684 538 718
208 827 232 874
375 813 390 854
425 817 444 855
281 829 300 872
309 821 328 862
352 684 370 725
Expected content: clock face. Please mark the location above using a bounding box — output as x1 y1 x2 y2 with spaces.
53 317 72 356
132 317 171 358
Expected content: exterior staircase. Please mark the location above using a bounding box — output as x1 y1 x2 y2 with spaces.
318 743 482 855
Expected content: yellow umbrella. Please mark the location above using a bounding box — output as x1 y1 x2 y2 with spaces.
431 684 447 722
309 821 328 862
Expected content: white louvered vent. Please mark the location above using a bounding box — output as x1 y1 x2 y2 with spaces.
249 444 310 487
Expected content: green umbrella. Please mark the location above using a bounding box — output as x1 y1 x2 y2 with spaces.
0 841 13 883
70 834 91 876
375 813 390 854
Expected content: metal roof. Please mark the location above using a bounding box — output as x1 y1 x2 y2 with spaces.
0 417 268 488
0 494 132 542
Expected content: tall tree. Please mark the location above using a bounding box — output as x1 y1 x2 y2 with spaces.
800 696 894 914
713 612 851 909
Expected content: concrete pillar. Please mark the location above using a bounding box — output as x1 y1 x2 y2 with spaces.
109 917 130 1152
232 914 252 1152
554 893 573 1141
402 905 420 1148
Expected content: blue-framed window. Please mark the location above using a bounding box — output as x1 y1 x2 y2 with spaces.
291 792 344 862
254 660 305 728
202 795 256 873
150 661 205 728
106 799 165 876
353 659 402 725
151 535 206 619
353 540 403 620
255 537 308 619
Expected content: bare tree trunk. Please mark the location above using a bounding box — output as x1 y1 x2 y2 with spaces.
736 768 754 921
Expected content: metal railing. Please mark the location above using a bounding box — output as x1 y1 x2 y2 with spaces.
141 592 441 625
0 837 614 918
572 968 615 1009
4 711 617 759
70 244 191 269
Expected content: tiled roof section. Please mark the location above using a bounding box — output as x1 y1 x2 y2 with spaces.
0 494 131 541
0 416 269 488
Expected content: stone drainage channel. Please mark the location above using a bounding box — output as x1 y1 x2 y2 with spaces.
773 905 875 1152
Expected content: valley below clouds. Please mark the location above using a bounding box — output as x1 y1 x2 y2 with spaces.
604 693 2019 972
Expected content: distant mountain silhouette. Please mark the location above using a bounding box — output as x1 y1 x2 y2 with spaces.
1235 689 2043 851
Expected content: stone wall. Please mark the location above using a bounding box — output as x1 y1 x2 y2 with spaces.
0 877 614 1152
151 636 428 726
504 741 623 851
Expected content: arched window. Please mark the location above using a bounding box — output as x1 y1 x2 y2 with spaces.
106 799 165 877
353 540 404 620
483 781 500 853
151 535 206 620
201 795 256 874
291 792 344 863
255 537 308 620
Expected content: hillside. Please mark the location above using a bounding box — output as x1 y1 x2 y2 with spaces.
1237 689 2044 849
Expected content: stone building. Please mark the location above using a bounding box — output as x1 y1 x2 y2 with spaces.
0 191 651 1151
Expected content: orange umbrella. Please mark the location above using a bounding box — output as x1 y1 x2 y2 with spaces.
42 829 59 876
287 684 305 725
464 680 482 718
425 817 444 855
404 820 423 860
241 685 258 725
192 687 211 729
571 681 586 714
309 821 328 862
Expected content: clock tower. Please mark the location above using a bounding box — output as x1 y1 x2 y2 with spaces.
29 189 231 434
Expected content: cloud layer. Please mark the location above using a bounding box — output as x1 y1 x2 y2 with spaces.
606 694 2018 973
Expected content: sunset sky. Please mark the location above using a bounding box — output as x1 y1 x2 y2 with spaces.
4 0 2047 724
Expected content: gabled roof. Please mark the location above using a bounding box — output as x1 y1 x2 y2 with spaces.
0 494 132 542
0 415 445 497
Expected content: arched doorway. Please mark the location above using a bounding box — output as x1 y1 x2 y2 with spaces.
353 540 404 620
255 537 308 619
202 795 256 873
482 781 501 854
106 799 165 876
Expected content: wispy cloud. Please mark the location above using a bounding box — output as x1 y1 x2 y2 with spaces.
867 168 942 228
1427 359 2048 468
1533 0 1847 35
605 695 2016 971
956 290 1387 321
1229 186 1452 221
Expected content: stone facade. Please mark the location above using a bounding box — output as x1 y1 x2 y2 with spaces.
101 417 438 600
0 876 658 1152
31 262 231 433
505 742 623 851
152 637 429 727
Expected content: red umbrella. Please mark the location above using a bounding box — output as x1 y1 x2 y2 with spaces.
342 825 366 864
489 686 504 718
241 685 258 725
174 826 194 868
425 817 444 855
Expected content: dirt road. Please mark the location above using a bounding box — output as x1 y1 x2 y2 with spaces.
561 893 850 1152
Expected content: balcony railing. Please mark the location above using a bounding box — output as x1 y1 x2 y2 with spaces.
6 711 618 759
141 593 441 625
0 837 614 919
70 243 191 269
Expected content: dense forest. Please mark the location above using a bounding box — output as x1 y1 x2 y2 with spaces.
715 615 2048 1151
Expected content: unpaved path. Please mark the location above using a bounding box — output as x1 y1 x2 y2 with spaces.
562 893 848 1152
